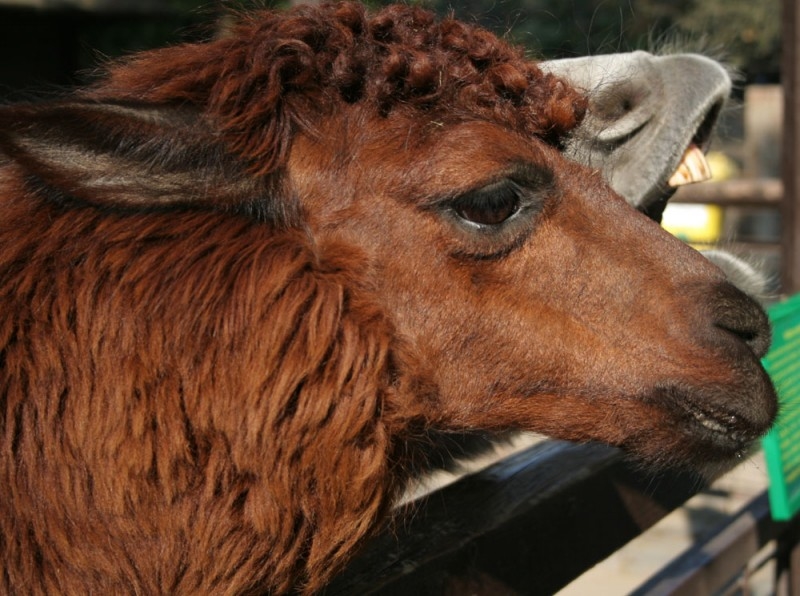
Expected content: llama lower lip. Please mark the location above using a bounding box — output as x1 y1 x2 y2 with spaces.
654 384 763 451
687 406 748 444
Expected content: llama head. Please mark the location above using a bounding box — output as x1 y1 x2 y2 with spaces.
0 2 775 475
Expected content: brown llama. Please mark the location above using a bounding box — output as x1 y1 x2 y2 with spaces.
0 3 777 594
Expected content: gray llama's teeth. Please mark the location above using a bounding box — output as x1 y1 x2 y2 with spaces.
668 144 712 187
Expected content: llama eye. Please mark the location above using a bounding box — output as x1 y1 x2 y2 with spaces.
451 180 523 228
437 164 553 260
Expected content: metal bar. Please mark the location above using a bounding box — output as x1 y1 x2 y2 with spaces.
631 493 788 596
776 522 800 595
781 0 800 293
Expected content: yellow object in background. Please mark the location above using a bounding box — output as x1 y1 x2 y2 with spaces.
662 203 723 244
706 151 741 181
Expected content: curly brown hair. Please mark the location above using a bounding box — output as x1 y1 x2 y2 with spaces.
93 1 586 175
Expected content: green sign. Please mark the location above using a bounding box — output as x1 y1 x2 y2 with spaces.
762 293 800 520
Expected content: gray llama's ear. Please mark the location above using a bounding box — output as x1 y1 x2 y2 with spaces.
0 101 264 211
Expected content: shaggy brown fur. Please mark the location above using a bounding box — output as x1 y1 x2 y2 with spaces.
0 2 776 594
0 190 420 593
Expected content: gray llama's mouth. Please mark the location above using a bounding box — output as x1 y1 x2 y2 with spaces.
641 101 722 224
640 145 709 224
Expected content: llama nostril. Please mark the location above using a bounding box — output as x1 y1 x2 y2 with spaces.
716 320 769 357
712 283 772 358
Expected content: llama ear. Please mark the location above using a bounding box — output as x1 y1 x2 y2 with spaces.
0 101 264 210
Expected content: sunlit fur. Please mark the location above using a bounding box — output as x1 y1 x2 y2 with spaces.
0 3 776 593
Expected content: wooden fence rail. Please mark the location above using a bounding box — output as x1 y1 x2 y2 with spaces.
328 444 800 595
672 179 782 208
328 441 722 595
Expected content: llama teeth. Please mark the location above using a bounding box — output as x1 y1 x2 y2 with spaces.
668 144 712 187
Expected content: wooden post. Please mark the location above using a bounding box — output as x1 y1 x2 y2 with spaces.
782 0 800 295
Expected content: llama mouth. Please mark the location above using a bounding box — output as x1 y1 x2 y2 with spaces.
655 381 770 455
666 98 720 190
640 143 711 224
640 143 711 223
641 101 722 223
687 406 749 443
678 400 757 451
